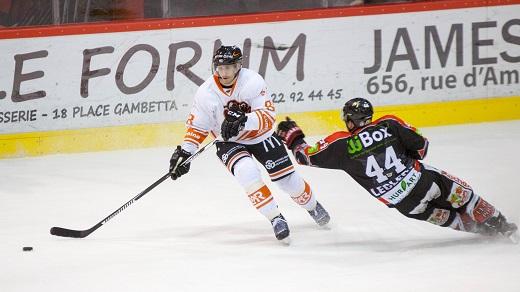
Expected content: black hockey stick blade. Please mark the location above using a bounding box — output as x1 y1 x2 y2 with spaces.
50 226 93 238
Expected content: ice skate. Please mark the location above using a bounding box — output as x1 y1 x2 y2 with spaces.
482 213 518 243
498 219 518 244
504 227 519 244
271 214 290 243
308 201 330 227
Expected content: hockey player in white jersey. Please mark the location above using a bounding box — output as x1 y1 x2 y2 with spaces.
169 45 330 241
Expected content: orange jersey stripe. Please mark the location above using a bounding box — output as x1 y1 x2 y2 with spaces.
258 110 275 123
237 130 252 141
257 110 274 131
184 127 209 145
255 111 264 130
240 128 271 141
183 137 202 145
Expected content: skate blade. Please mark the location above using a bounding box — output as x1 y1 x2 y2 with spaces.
318 223 332 230
507 231 519 244
279 237 291 246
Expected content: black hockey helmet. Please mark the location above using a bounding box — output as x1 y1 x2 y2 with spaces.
212 45 243 70
342 98 374 130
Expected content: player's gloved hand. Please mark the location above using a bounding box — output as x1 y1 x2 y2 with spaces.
221 109 248 141
276 117 305 150
169 145 191 180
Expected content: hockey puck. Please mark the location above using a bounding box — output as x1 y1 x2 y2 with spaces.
22 246 33 252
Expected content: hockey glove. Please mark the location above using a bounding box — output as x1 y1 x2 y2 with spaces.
276 117 305 150
221 109 248 141
169 145 191 180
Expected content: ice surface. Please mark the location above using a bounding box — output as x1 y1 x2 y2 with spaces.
1 121 519 292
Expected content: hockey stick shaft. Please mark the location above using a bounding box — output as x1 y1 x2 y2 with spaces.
50 139 218 238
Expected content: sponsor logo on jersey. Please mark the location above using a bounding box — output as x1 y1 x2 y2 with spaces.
307 144 320 154
265 155 290 170
222 153 229 163
185 131 201 140
400 180 407 191
371 167 421 205
347 128 392 155
221 145 244 163
447 184 472 208
347 136 363 154
427 208 450 225
359 128 392 147
472 198 496 223
263 136 282 152
307 139 328 155
441 171 471 189
265 160 276 169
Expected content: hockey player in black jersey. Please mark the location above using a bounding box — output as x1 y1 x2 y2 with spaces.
276 97 518 242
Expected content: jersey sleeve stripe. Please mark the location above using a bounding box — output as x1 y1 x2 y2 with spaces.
183 137 202 145
184 127 209 145
303 131 350 157
236 128 271 141
258 110 275 130
257 109 275 121
255 110 263 130
417 139 429 159
237 130 252 140
191 127 209 135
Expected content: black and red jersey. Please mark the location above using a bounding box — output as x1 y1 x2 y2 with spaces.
292 115 429 207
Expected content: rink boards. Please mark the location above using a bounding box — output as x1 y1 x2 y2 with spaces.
0 0 519 158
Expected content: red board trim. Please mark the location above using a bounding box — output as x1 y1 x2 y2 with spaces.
0 0 518 39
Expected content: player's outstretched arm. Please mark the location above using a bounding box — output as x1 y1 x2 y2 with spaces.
278 117 350 170
276 117 311 165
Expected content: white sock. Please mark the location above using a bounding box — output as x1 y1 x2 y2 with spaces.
275 172 317 211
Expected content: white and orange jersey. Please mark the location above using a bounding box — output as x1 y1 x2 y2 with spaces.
181 68 276 153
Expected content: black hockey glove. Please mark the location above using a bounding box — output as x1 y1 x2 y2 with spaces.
169 145 191 180
221 109 248 141
276 117 305 150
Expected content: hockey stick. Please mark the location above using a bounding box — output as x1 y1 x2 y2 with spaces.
50 139 218 238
